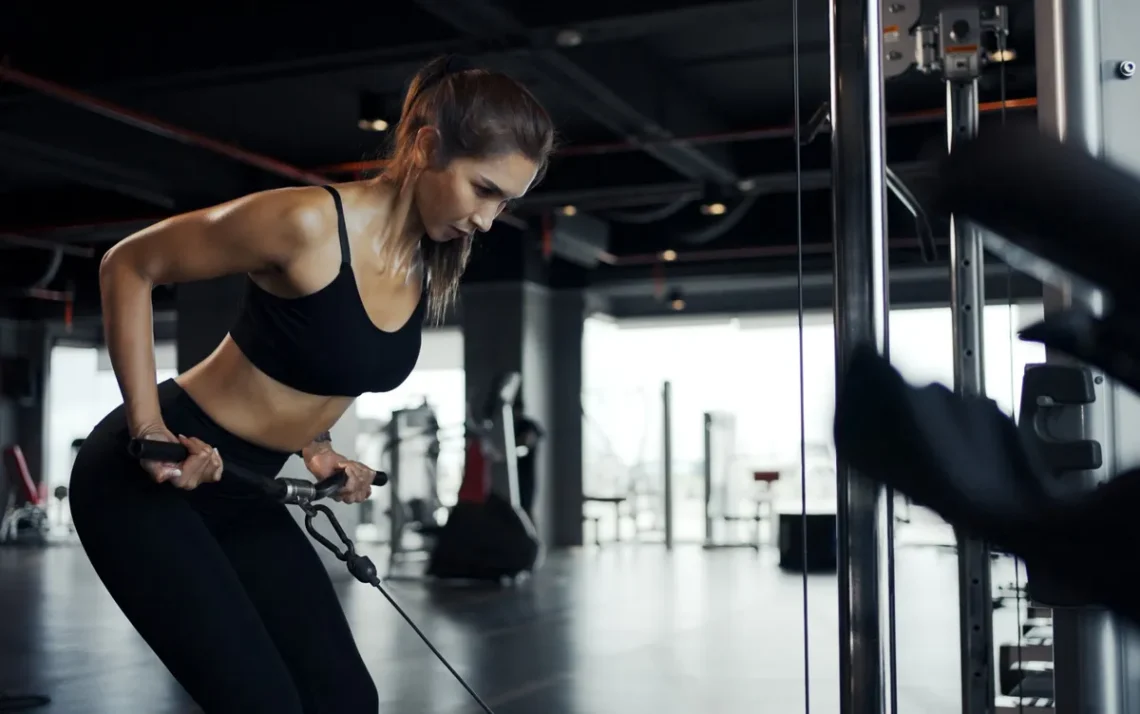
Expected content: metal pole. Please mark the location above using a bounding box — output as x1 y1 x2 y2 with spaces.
663 381 674 550
386 418 404 574
502 401 521 509
703 412 713 546
829 0 889 709
946 76 996 714
1035 2 1126 713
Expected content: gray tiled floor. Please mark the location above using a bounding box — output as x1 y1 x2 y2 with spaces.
0 534 1021 713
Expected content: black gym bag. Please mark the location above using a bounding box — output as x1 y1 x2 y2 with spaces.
426 493 542 582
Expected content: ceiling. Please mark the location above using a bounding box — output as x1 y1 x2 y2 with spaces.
1 0 1039 321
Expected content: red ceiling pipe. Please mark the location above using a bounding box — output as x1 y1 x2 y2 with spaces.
3 216 167 235
3 62 1034 182
560 97 1037 157
315 97 1038 174
0 66 329 186
23 287 73 302
0 66 518 232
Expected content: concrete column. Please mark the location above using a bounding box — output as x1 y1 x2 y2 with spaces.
548 289 585 548
460 281 585 547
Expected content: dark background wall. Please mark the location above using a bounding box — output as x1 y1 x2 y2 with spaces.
0 319 49 508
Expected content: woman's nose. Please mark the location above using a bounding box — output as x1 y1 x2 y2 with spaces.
472 205 499 233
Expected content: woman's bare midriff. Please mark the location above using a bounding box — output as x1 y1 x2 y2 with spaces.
175 335 352 454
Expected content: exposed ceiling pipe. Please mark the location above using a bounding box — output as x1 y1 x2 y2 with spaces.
608 237 944 266
0 66 329 185
0 233 87 305
315 97 1038 174
559 97 1038 157
604 196 693 224
675 192 760 245
22 287 72 302
30 249 64 289
0 233 96 257
0 234 75 304
0 66 526 233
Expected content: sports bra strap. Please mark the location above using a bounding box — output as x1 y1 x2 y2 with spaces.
320 185 352 267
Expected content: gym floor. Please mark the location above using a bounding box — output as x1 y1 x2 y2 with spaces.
0 535 1022 714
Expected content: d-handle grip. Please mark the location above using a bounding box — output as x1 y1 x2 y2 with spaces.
127 438 189 463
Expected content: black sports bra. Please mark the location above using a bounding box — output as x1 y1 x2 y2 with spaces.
229 186 426 397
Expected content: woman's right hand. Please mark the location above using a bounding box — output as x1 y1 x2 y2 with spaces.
134 425 224 490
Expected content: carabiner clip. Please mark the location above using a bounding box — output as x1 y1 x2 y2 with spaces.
302 503 356 561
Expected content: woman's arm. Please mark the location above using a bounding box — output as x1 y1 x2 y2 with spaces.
299 431 335 466
100 187 328 435
298 430 376 504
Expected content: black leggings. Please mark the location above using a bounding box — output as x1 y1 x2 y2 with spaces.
69 380 378 714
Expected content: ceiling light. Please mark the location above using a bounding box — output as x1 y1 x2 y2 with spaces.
660 249 677 262
357 118 389 132
559 205 578 216
358 91 392 133
701 202 727 216
670 298 686 311
989 48 1017 63
556 29 583 48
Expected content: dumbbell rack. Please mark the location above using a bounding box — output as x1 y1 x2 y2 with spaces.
996 589 1055 713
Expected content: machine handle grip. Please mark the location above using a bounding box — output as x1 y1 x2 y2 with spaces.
127 438 386 504
127 438 189 463
313 472 348 500
127 437 282 500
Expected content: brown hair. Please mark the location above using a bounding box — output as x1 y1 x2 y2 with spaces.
378 55 556 325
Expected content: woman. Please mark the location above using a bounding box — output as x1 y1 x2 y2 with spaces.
68 55 555 714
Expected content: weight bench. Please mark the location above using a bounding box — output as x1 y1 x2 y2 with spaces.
582 495 633 546
1 444 49 544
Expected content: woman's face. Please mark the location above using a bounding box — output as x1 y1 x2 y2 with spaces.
414 149 540 243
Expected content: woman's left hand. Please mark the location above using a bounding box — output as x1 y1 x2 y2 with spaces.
331 459 377 504
305 451 377 504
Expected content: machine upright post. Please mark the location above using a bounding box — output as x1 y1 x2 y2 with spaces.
946 73 996 714
933 8 997 710
1035 1 1130 712
829 0 891 709
662 380 674 551
703 412 713 545
385 418 404 575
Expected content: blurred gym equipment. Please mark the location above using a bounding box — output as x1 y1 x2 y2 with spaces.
1 446 48 545
702 411 762 551
427 372 542 583
375 401 447 578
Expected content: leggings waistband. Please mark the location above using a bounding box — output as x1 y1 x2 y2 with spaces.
158 379 292 478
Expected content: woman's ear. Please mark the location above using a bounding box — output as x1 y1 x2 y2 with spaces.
412 126 442 169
